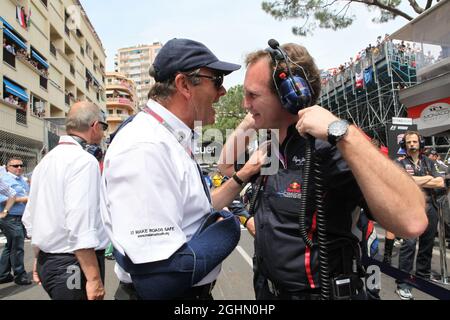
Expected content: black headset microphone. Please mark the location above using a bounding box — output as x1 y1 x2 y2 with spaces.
399 133 425 153
251 40 331 299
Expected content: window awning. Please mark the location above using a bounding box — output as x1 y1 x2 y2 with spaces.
3 28 27 50
0 17 14 31
31 50 49 69
3 79 29 102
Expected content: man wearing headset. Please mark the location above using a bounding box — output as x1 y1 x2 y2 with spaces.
219 42 428 300
395 131 444 300
100 39 264 300
23 102 109 300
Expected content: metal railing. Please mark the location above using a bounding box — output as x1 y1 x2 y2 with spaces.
107 97 133 107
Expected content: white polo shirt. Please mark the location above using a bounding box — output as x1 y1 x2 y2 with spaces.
22 136 109 254
100 100 219 285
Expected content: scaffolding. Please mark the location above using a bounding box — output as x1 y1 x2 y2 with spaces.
320 42 418 145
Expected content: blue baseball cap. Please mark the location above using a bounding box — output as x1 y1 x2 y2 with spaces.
152 38 241 82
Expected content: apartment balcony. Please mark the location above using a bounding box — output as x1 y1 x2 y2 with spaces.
107 97 135 111
107 113 131 123
0 100 44 143
107 84 134 96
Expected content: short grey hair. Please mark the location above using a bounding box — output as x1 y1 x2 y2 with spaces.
148 67 202 102
65 102 102 133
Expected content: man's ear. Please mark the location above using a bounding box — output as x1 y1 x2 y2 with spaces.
174 74 192 100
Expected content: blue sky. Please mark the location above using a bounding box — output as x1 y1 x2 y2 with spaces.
80 0 414 88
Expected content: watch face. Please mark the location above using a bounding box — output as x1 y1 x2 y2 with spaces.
330 121 348 136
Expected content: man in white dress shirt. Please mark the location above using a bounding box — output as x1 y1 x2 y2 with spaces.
101 38 263 300
23 102 109 300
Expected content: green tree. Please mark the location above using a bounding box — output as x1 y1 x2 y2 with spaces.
203 84 246 140
261 0 438 36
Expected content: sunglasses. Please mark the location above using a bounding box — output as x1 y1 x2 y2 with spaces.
195 74 224 89
99 121 109 131
92 121 109 131
9 164 24 168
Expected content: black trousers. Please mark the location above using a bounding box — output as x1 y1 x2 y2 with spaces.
37 250 105 300
397 204 438 289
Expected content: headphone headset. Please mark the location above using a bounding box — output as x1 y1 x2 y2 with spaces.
399 131 425 151
70 135 104 162
265 39 314 115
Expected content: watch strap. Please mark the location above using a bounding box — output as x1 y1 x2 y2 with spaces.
232 172 246 188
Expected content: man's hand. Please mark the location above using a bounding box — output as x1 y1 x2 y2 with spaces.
296 106 339 141
242 113 257 131
75 249 105 300
245 217 256 238
239 141 270 181
32 258 41 285
86 279 105 300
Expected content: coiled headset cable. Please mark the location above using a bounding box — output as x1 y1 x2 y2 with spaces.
299 137 330 300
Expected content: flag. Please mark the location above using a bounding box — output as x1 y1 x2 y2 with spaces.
364 67 373 86
355 72 364 89
26 8 31 28
16 6 27 29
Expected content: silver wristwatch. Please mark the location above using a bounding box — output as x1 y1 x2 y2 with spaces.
327 120 350 146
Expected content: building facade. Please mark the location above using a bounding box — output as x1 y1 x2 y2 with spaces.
114 42 162 108
1 0 106 170
105 72 137 135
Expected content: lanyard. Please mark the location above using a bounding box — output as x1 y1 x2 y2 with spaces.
143 107 194 156
143 107 212 205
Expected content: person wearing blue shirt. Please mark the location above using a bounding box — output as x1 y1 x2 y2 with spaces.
0 157 31 285
0 178 16 218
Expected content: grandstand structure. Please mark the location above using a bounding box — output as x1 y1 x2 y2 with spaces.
319 42 418 145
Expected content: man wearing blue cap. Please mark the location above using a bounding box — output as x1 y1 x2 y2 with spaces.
100 39 264 300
